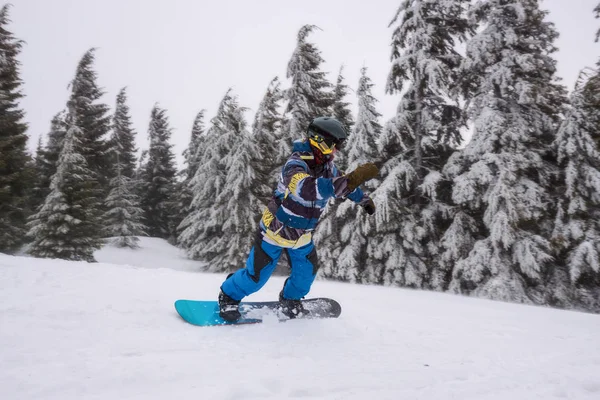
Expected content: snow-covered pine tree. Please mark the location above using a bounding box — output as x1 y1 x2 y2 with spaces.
0 4 30 254
108 88 137 179
283 25 334 145
133 148 149 218
134 149 148 188
174 110 206 241
140 105 177 239
331 65 354 172
182 110 207 185
27 104 103 262
318 66 383 282
445 0 568 303
551 69 600 311
103 88 146 248
345 68 382 175
67 49 111 193
370 0 469 288
332 66 354 133
36 112 67 201
179 90 244 263
103 161 146 249
251 77 285 202
210 105 263 272
29 137 46 212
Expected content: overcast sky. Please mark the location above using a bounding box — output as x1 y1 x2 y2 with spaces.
10 0 600 164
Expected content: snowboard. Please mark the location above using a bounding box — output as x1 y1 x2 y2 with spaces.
174 298 341 327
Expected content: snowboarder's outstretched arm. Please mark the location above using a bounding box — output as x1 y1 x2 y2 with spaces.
282 160 378 203
331 163 377 215
330 164 372 204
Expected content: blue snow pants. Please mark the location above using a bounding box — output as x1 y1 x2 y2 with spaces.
220 231 319 301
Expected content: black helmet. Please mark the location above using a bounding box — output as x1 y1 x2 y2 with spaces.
306 117 347 154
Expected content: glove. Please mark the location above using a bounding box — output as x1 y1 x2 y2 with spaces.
345 163 379 192
360 197 376 215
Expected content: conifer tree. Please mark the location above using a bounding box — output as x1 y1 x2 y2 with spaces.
140 105 177 239
108 88 137 178
175 110 207 240
318 67 383 282
67 49 111 191
551 70 600 310
0 5 30 254
332 66 354 134
27 105 103 262
210 106 262 272
345 68 381 174
251 77 285 202
104 161 146 248
179 90 244 263
36 112 67 201
182 110 206 184
29 137 46 211
331 65 354 172
27 48 109 258
284 25 334 144
135 150 148 190
103 88 146 248
445 0 567 302
370 0 469 288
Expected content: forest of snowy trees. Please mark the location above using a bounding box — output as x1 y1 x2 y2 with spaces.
1 1 599 312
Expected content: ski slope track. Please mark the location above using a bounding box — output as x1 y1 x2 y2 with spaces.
1 238 599 400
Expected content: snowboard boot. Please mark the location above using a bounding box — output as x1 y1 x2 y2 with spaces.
218 290 241 322
279 290 309 319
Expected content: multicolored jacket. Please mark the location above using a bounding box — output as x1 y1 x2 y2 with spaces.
259 140 369 248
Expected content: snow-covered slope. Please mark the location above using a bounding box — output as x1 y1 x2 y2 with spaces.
1 239 599 400
95 236 205 272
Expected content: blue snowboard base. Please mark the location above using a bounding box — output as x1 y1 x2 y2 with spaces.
174 298 342 327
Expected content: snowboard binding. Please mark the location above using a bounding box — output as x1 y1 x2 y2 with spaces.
278 290 309 319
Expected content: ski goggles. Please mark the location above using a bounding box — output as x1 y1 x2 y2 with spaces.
308 129 344 155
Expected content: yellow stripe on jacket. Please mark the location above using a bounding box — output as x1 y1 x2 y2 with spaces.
288 172 311 197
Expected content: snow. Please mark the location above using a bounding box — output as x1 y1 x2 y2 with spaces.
2 238 600 400
95 236 204 272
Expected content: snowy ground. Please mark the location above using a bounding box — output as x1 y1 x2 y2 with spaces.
1 238 599 400
95 236 205 272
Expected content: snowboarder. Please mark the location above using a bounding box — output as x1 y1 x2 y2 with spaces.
218 117 378 321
